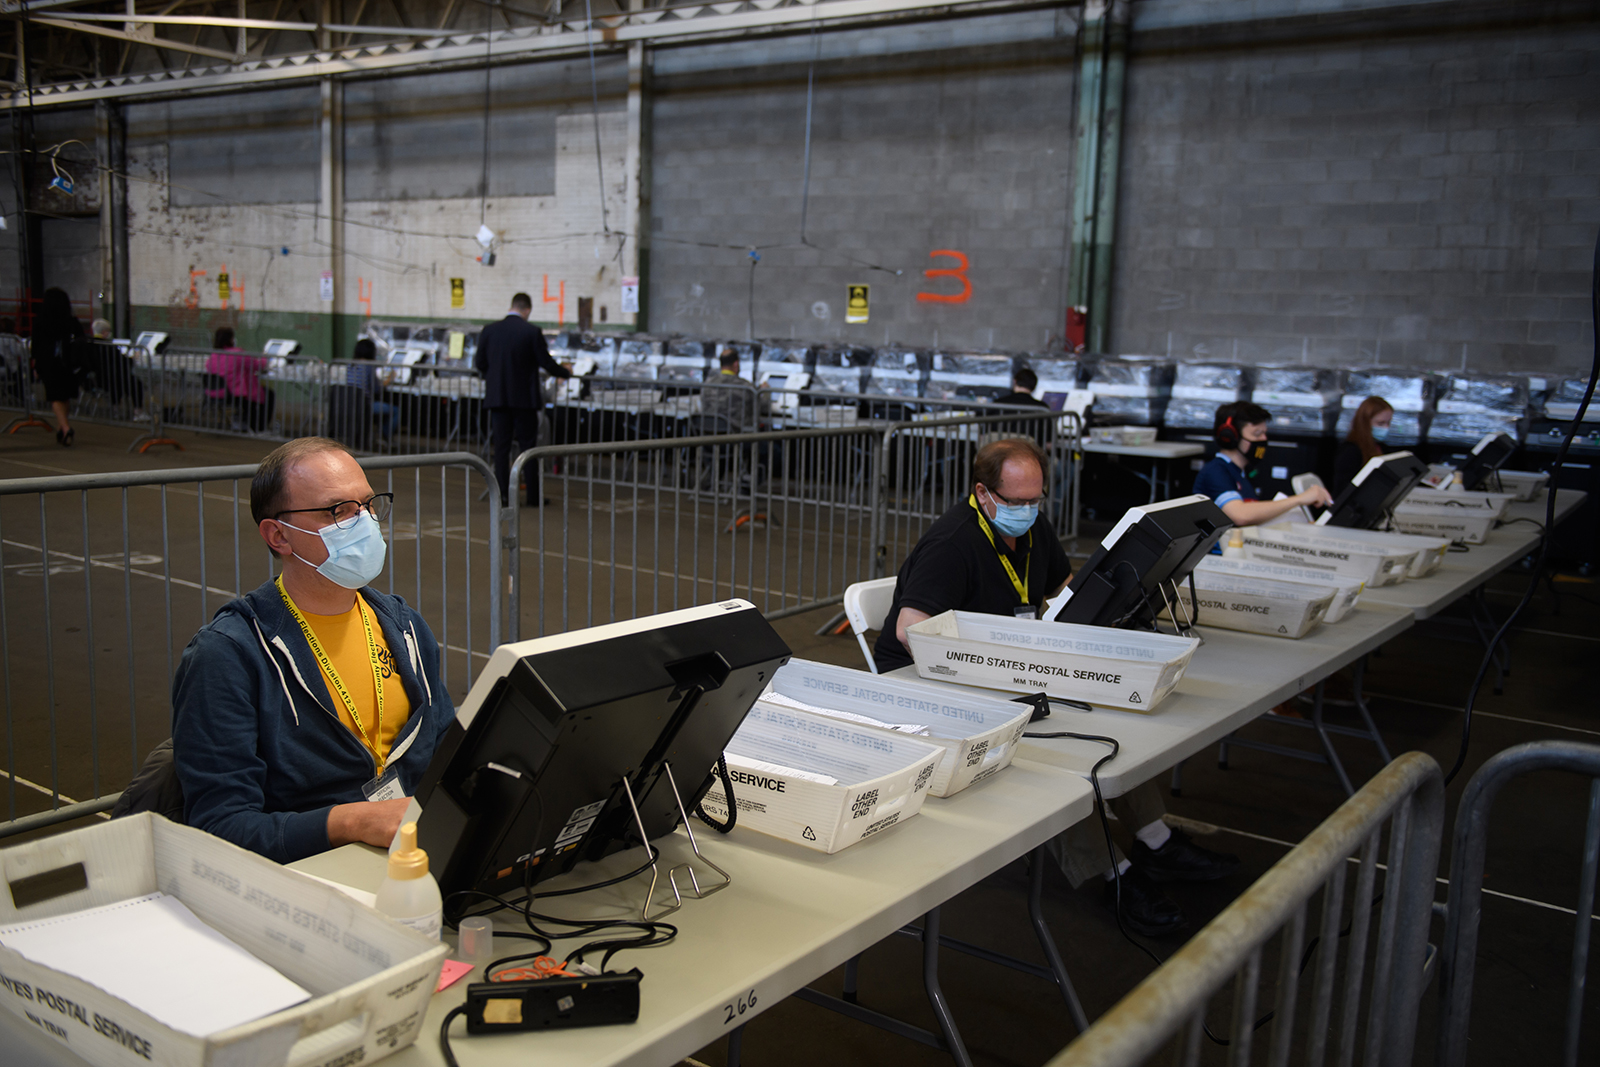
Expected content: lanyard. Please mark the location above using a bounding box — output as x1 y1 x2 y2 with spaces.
277 576 387 771
968 495 1031 605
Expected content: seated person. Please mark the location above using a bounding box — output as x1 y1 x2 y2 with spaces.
1006 367 1051 408
1332 396 1394 495
875 438 1235 936
205 326 275 432
701 350 763 431
1196 401 1332 526
348 338 400 442
171 437 455 863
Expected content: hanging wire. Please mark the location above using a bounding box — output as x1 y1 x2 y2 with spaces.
583 0 612 235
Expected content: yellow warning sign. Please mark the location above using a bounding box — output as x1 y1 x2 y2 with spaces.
449 277 465 310
846 284 869 324
217 273 230 302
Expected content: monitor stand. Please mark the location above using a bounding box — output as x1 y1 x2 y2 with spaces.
619 761 731 921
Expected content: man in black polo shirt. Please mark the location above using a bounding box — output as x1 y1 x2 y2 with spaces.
875 438 1237 937
874 437 1069 672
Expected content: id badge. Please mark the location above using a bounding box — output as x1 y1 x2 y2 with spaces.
362 765 404 802
1014 605 1038 620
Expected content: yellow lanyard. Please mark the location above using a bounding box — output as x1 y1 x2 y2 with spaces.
969 495 1031 605
277 576 387 771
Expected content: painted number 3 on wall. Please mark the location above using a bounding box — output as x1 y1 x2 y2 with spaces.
723 988 758 1024
917 250 971 304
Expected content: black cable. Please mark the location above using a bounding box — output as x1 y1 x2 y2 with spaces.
1444 226 1600 788
438 1004 469 1067
694 755 737 833
1494 516 1545 534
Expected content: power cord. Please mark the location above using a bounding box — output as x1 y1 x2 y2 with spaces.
1024 726 1382 1045
1444 226 1600 787
694 755 738 833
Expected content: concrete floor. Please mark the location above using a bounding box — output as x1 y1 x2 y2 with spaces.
2 419 1597 1064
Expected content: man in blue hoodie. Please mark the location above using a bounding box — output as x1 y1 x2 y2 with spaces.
171 438 455 863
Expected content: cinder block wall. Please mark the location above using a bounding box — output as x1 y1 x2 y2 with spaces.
1112 11 1600 375
648 11 1081 351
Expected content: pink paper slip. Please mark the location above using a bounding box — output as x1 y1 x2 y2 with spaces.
437 959 474 992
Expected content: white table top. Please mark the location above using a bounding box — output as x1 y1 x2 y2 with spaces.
886 600 1412 798
277 758 1094 1067
1359 489 1587 619
1082 440 1205 459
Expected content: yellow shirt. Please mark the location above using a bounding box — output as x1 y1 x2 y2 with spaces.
294 592 414 771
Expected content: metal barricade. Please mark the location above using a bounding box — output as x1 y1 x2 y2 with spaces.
503 408 1065 640
0 452 499 838
505 423 882 640
1438 740 1600 1067
1047 752 1444 1067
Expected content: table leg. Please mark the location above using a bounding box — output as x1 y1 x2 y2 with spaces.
1348 656 1392 764
726 1022 745 1067
1308 680 1356 797
842 953 861 1004
920 908 975 1067
1027 845 1090 1033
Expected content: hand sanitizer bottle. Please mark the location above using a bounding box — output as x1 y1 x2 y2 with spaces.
375 822 443 940
1222 529 1246 558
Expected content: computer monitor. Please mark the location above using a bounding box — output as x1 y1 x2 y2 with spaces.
1316 451 1428 529
262 338 301 357
132 331 169 355
1454 432 1517 491
414 601 791 918
1042 495 1231 629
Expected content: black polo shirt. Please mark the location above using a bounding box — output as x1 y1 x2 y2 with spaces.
873 497 1073 673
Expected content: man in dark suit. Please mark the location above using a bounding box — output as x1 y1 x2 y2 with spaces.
474 292 571 506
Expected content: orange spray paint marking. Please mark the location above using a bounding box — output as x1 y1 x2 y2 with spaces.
185 269 207 310
234 275 245 312
916 250 971 304
542 275 565 326
357 277 373 318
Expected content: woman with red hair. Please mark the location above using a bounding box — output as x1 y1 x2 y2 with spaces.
1333 396 1394 494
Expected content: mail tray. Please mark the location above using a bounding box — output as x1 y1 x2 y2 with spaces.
760 658 1032 797
1390 504 1495 544
1264 522 1450 579
0 814 447 1067
1196 555 1364 623
904 610 1198 712
1240 527 1410 586
698 704 944 854
1162 571 1336 639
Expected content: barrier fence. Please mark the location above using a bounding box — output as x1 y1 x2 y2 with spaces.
0 453 499 838
1048 752 1445 1067
1438 740 1600 1067
504 407 1072 639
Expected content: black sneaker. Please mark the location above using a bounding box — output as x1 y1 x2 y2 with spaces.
1131 828 1240 883
1102 867 1187 938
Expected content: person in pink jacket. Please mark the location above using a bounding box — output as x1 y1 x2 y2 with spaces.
206 326 275 432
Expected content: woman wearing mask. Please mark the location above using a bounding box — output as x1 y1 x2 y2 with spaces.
30 288 85 445
1332 396 1394 495
1193 401 1331 526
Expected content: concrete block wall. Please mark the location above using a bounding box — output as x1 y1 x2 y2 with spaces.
1112 13 1600 376
648 11 1080 351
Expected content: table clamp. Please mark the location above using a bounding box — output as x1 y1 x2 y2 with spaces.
619 760 731 921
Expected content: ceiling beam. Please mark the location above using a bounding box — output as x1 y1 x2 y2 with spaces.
32 16 241 62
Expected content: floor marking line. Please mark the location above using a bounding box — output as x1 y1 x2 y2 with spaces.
0 767 80 805
1201 821 1600 920
1363 691 1600 737
1517 627 1600 643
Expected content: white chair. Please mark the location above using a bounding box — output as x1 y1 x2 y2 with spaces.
842 577 899 674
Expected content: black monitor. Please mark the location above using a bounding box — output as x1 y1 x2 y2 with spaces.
1043 495 1230 629
414 601 791 918
1317 451 1428 529
1455 432 1517 491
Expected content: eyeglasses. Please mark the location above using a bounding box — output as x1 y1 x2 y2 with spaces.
984 485 1047 508
275 493 394 530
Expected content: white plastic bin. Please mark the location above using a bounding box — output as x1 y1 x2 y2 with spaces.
904 611 1198 712
1162 571 1336 638
0 814 446 1067
698 705 944 854
1240 526 1411 586
1196 555 1364 623
1390 505 1495 544
1261 522 1451 579
760 659 1032 796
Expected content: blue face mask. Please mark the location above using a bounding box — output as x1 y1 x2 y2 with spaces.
279 512 388 590
1371 424 1390 442
982 488 1039 538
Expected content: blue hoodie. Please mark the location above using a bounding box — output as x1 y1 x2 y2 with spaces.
171 578 455 864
